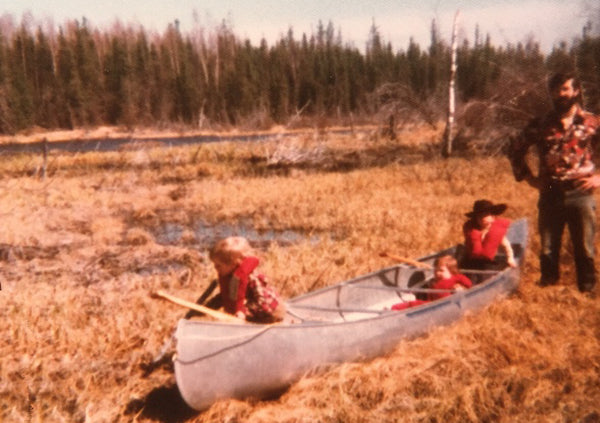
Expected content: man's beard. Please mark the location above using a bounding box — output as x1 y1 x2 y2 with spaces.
553 95 578 114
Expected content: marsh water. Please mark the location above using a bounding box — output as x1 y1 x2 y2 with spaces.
0 129 356 155
152 219 322 249
0 133 268 155
135 219 323 277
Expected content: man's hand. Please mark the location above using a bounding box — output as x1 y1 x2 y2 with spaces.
577 174 600 191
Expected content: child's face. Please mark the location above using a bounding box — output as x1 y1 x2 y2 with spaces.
435 265 452 280
212 258 238 277
476 213 495 228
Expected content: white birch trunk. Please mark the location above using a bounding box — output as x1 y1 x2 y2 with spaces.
443 11 459 157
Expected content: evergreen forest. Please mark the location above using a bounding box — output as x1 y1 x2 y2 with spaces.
0 12 599 137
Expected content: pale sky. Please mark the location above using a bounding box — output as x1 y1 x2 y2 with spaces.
0 0 591 52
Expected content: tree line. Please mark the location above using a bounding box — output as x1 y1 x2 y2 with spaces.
0 14 599 135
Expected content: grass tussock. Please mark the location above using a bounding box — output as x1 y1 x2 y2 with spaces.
0 127 599 422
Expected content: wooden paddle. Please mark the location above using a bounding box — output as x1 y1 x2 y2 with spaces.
379 251 432 269
152 290 245 323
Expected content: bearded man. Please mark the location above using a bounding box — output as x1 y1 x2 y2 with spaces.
509 72 600 294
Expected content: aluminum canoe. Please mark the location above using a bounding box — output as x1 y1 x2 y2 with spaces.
174 218 528 410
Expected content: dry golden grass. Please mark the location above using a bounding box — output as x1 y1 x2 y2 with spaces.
1 126 599 422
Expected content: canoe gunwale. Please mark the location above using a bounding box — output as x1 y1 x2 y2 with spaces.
288 304 388 315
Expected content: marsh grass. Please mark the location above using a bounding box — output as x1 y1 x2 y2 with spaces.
1 127 599 422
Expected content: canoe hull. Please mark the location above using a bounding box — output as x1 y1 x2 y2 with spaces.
175 219 527 410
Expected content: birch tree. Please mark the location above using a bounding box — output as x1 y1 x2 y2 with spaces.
442 11 459 157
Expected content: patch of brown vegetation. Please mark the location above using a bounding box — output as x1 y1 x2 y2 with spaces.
0 126 599 422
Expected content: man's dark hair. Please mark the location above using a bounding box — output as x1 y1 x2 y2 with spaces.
548 71 581 92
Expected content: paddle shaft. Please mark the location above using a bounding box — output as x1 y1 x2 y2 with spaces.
154 290 245 323
380 252 432 269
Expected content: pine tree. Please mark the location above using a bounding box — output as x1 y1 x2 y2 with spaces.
33 27 58 128
0 30 14 132
406 37 427 95
8 24 36 129
56 26 84 128
576 34 600 113
129 30 153 123
104 34 130 124
546 41 575 73
73 19 102 125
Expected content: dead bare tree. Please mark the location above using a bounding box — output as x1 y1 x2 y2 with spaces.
442 11 459 157
370 83 440 132
452 65 549 156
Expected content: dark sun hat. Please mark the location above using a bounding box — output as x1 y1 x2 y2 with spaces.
465 199 507 218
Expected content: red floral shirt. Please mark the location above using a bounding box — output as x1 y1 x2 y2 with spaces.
510 106 600 187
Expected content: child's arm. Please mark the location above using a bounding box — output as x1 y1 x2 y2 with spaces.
466 218 511 261
501 236 516 267
464 226 486 258
184 280 221 319
456 273 472 288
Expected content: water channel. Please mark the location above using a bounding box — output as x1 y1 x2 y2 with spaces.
0 128 355 155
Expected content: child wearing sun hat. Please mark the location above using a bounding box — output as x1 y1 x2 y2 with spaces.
460 199 516 271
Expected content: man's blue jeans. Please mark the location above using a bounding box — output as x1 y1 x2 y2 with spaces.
538 188 597 291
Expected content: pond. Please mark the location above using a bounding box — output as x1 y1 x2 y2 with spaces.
151 219 323 250
133 220 323 277
0 128 355 155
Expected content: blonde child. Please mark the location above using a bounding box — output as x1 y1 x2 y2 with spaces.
209 236 286 323
428 255 472 300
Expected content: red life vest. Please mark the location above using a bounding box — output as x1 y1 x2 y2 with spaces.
463 217 510 261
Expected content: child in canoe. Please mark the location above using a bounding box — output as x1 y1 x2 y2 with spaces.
461 199 516 271
391 255 472 310
427 255 472 300
208 236 286 323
